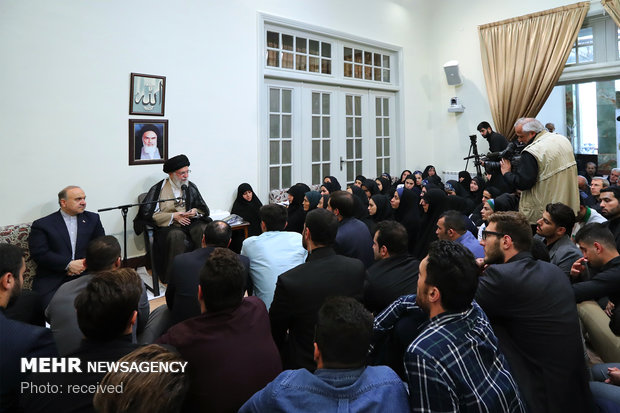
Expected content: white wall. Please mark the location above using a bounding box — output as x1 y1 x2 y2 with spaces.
421 0 591 175
0 0 432 257
0 0 592 258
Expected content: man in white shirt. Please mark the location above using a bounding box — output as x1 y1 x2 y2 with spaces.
241 204 307 309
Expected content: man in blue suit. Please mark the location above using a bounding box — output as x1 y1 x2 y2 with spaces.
0 243 57 411
327 190 374 268
29 186 105 306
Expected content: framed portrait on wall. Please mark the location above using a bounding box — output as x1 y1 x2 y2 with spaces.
130 73 166 116
129 119 168 166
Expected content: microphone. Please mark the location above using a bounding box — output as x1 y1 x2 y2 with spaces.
181 184 190 211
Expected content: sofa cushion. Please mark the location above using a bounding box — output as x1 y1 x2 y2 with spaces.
0 222 36 290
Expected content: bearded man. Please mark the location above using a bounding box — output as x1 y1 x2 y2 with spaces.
134 154 210 282
137 124 162 160
476 211 592 413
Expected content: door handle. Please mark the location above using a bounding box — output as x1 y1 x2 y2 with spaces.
340 156 345 171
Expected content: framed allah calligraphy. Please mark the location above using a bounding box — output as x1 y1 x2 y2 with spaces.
129 73 166 116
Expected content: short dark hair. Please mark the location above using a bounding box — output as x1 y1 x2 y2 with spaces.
477 121 491 131
545 203 576 233
328 191 355 218
600 186 620 201
305 208 338 246
203 220 232 247
0 243 24 280
75 268 143 341
315 296 373 368
199 248 245 312
488 211 533 252
440 210 466 234
375 221 408 255
259 204 288 231
85 236 121 272
93 344 189 413
425 241 478 313
575 223 617 251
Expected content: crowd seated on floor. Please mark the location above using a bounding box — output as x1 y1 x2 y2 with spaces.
5 119 620 412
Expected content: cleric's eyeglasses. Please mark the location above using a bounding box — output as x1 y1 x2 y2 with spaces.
481 230 506 240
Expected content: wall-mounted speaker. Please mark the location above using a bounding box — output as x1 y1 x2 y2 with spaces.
443 60 462 86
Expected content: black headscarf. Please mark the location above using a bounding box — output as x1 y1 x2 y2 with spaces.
376 177 392 195
446 179 468 198
422 165 436 180
323 176 342 191
231 183 263 237
392 187 421 254
370 194 394 222
415 188 448 259
355 175 367 184
398 169 413 185
350 185 370 219
362 179 379 198
321 181 337 194
458 171 472 193
286 183 309 233
468 176 484 205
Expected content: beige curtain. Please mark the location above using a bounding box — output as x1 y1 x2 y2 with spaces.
602 0 620 27
478 2 589 140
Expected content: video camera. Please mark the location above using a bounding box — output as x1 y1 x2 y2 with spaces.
480 140 525 175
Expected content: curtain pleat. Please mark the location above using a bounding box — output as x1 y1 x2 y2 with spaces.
478 2 589 140
602 0 620 28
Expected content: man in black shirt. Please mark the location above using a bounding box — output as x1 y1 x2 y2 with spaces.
477 121 508 153
600 187 620 252
571 223 620 362
364 221 418 315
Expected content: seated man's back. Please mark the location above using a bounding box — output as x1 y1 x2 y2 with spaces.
241 204 307 309
166 220 250 323
157 249 282 412
22 268 143 413
270 209 366 370
46 236 149 355
241 297 410 412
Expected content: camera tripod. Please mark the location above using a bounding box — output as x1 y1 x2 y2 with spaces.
463 134 483 178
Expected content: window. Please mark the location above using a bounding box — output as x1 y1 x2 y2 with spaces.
311 92 332 185
266 30 332 75
261 17 400 192
375 97 391 174
538 15 620 163
343 47 391 82
566 27 594 65
268 88 293 190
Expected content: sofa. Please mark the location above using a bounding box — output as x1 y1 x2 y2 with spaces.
0 222 36 289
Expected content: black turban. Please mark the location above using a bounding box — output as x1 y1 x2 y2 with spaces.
163 154 190 173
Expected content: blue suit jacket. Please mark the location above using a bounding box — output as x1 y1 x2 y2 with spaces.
28 210 105 298
0 310 57 411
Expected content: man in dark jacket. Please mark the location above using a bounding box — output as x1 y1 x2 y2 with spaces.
476 211 593 413
364 220 418 315
270 208 366 370
166 220 250 324
327 190 374 268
